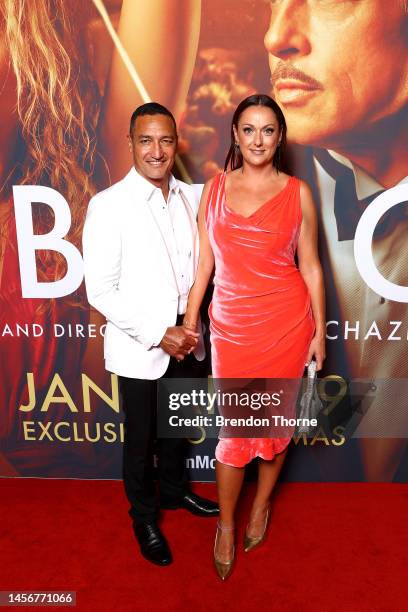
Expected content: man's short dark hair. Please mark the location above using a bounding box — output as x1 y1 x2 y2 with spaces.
129 102 177 135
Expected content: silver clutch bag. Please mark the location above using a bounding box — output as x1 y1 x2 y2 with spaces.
295 361 323 436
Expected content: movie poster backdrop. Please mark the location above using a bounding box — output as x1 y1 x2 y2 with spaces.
1 0 407 481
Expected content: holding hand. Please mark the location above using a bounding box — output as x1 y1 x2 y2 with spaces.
305 334 326 371
159 325 199 361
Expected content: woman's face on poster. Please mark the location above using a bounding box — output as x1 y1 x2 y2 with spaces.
264 0 408 148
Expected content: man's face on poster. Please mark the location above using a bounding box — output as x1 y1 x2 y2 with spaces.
264 0 408 148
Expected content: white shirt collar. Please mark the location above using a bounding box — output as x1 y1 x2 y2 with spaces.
327 149 408 200
128 166 180 201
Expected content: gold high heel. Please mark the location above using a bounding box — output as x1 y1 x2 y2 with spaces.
214 522 235 580
244 507 270 552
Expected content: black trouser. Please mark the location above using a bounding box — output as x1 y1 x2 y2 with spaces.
119 348 205 526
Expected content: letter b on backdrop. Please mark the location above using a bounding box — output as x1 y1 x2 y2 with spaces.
13 186 84 298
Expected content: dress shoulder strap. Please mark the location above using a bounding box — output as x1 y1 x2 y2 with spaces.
205 172 225 222
290 175 303 227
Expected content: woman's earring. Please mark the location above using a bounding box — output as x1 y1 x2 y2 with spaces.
234 142 240 149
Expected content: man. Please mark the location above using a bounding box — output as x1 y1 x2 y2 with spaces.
264 0 408 479
83 102 218 567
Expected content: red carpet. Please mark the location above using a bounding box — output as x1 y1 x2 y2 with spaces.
0 480 406 611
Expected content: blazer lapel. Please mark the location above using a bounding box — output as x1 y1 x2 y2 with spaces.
179 188 199 289
145 198 183 294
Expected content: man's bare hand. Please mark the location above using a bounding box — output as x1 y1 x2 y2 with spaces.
159 326 199 361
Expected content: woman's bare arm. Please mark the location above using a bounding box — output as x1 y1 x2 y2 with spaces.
183 180 215 330
297 180 326 370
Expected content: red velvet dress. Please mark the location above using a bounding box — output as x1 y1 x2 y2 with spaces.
206 172 315 467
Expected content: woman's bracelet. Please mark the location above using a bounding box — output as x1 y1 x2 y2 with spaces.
183 318 197 330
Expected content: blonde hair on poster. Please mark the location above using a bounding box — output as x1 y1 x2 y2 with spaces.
1 0 100 266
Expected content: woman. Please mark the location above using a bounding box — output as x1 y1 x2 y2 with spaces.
183 94 325 579
0 0 200 476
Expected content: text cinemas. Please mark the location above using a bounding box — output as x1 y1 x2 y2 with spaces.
326 320 408 341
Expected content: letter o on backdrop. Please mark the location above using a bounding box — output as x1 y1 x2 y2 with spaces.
354 184 408 303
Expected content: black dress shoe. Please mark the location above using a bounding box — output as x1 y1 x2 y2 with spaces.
133 522 173 566
161 492 219 517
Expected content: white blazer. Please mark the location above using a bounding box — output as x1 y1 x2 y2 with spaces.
82 167 205 379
